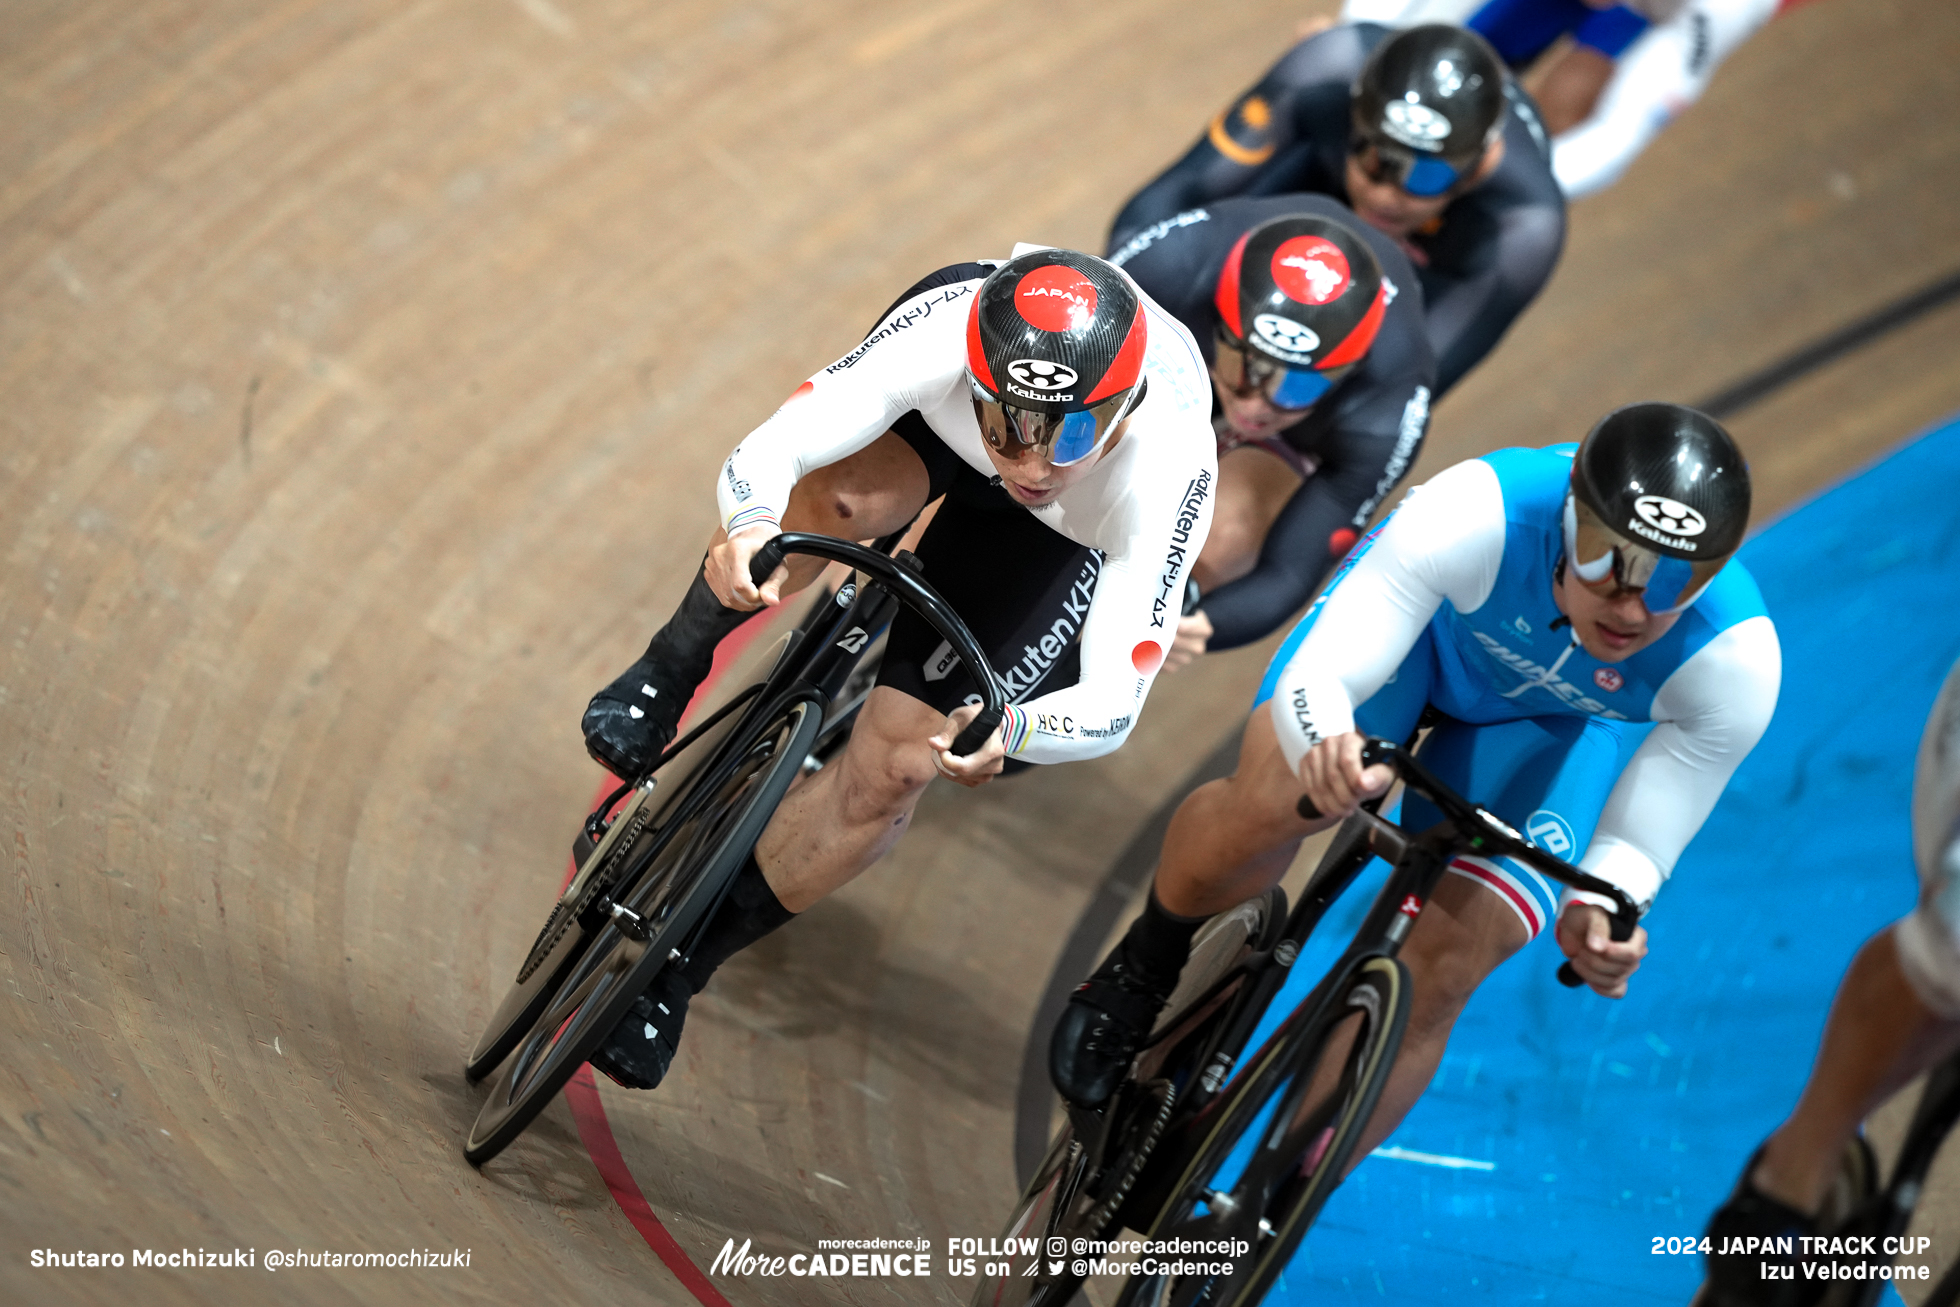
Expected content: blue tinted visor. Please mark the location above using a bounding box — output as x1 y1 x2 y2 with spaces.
970 375 1146 468
1352 134 1470 198
1402 154 1463 197
1268 366 1335 408
1564 493 1731 615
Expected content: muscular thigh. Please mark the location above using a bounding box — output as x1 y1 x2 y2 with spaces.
875 464 1099 731
1195 445 1304 590
787 428 934 541
1404 712 1627 943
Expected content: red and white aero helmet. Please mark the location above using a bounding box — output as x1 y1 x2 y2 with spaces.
1212 214 1387 409
966 249 1148 466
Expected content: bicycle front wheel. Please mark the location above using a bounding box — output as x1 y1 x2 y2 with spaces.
463 697 824 1166
1122 954 1411 1307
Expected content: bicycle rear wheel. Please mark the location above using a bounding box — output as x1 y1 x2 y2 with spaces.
463 697 823 1166
970 891 1286 1307
1120 953 1411 1307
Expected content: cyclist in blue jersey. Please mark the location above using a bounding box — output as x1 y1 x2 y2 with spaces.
1051 403 1782 1123
1700 659 1960 1305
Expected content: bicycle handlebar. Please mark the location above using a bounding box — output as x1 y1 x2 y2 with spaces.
749 533 1006 757
1294 736 1641 991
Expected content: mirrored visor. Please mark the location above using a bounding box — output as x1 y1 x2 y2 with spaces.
1349 134 1470 198
969 375 1144 467
1213 327 1350 411
1564 493 1730 614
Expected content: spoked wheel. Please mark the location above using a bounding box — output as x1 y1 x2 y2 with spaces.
463 700 754 1083
463 698 824 1166
1120 954 1411 1307
970 891 1287 1307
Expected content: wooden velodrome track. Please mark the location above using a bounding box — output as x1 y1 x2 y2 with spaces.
5 0 1959 1303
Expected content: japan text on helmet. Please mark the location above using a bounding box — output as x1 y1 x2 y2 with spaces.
1212 213 1388 411
1563 402 1751 614
966 249 1148 467
1350 24 1506 197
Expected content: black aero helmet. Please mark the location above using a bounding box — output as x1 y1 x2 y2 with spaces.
1564 402 1751 613
1350 24 1506 196
966 249 1148 466
1212 213 1388 409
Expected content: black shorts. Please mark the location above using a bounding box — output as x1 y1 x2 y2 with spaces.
875 464 1102 735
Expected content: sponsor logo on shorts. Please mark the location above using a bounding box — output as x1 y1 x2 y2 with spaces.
1152 470 1214 628
1525 810 1577 859
994 554 1102 701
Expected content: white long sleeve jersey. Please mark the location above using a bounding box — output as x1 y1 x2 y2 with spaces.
714 258 1217 764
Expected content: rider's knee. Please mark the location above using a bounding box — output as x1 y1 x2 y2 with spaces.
1894 911 1960 1020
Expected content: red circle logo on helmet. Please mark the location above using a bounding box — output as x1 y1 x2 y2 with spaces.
1015 265 1100 332
1270 237 1351 306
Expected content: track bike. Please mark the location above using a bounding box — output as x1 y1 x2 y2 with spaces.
462 532 1003 1166
975 734 1640 1307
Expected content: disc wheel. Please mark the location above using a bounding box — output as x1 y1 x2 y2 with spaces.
463 698 753 1083
463 698 823 1166
1121 954 1412 1307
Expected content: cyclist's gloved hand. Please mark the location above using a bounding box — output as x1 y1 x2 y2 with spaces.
1297 730 1393 820
1165 610 1213 672
1554 901 1648 998
929 702 1006 788
706 523 789 611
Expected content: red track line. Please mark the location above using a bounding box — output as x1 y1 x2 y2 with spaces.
552 611 776 1306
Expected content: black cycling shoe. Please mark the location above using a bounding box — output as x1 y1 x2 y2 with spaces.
1049 940 1180 1109
1702 1146 1823 1307
588 969 692 1091
581 656 696 778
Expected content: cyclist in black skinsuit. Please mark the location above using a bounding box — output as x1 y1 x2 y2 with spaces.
1111 195 1435 662
1110 22 1564 397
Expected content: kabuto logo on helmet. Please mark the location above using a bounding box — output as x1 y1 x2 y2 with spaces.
1252 314 1319 361
1007 359 1079 393
1382 99 1452 151
1014 265 1099 333
1271 237 1351 305
1633 495 1707 538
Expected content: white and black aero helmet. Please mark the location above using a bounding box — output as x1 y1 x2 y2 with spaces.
1565 402 1751 613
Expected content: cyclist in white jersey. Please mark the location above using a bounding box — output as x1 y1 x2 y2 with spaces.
574 247 1217 1091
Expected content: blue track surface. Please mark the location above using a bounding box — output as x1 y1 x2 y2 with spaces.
1245 416 1960 1303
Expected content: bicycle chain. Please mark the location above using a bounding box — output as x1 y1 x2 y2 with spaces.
1080 1079 1179 1238
514 798 659 984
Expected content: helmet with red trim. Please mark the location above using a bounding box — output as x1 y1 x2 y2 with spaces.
966 249 1149 468
1212 213 1388 410
1563 402 1751 614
